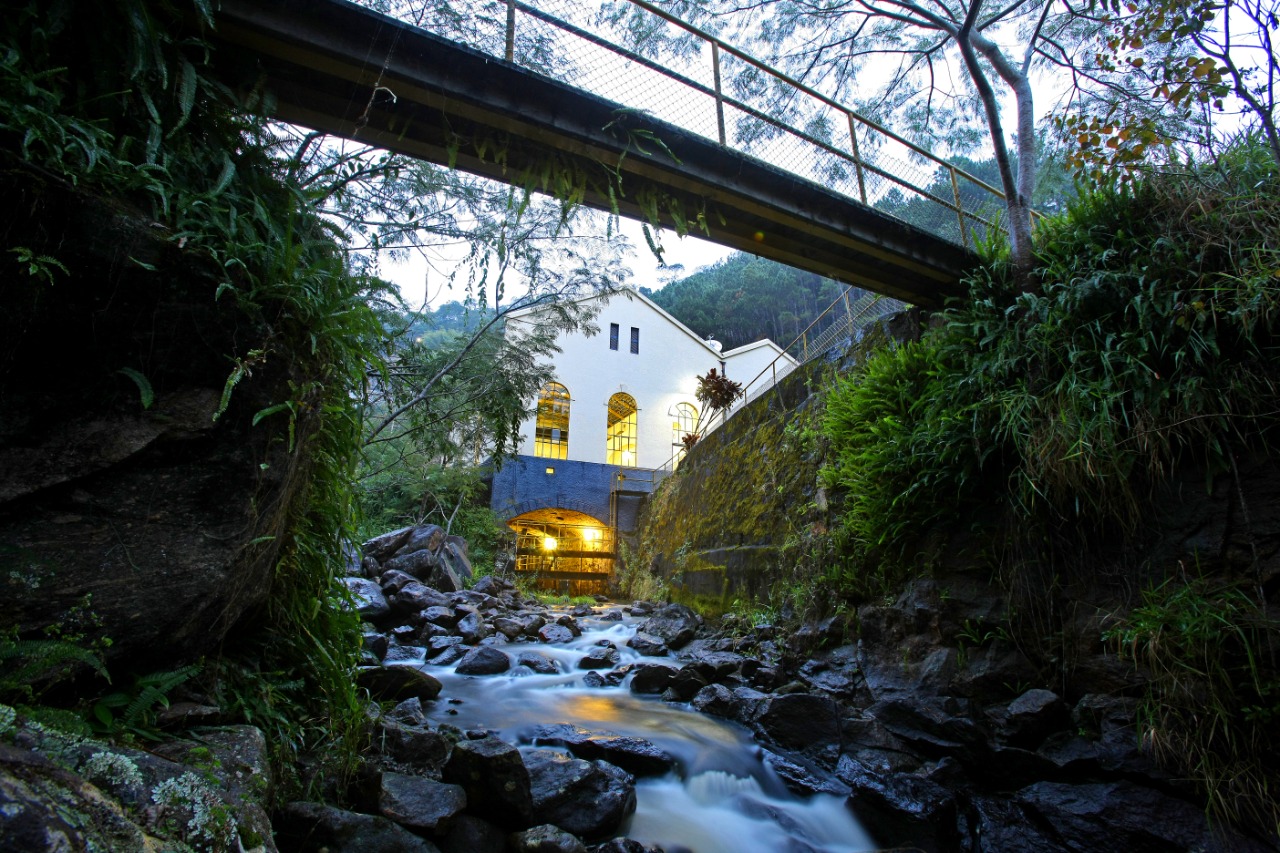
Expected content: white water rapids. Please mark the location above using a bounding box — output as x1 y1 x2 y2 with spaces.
419 609 877 853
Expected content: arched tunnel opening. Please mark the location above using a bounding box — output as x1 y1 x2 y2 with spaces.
509 507 615 597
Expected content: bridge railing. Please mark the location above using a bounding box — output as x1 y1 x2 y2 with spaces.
368 0 1011 249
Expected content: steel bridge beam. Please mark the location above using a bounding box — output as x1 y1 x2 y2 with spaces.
210 0 975 307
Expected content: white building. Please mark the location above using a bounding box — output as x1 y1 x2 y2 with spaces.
490 287 796 593
507 287 794 468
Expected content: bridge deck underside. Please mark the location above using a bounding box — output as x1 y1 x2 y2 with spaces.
211 0 976 307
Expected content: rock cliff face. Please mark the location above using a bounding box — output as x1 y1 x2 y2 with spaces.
0 160 319 666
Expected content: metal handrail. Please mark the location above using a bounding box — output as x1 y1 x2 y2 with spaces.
379 0 1015 247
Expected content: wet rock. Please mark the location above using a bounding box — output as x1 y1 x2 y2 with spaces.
379 569 419 595
493 616 526 640
379 772 466 831
629 601 655 616
525 750 637 840
386 697 429 727
423 605 458 629
763 750 851 797
380 722 451 773
525 725 676 777
662 667 709 702
519 613 548 637
343 577 390 620
511 824 588 853
578 647 621 670
797 645 862 698
442 736 533 829
384 549 440 581
363 526 416 561
470 575 509 596
398 524 446 558
456 610 490 644
755 693 840 752
276 801 440 853
690 684 735 718
539 624 575 644
430 645 467 666
1017 780 1270 852
625 632 669 656
628 663 678 694
516 651 560 674
989 688 1070 749
836 755 958 852
392 581 449 613
456 647 511 676
600 609 624 622
583 671 607 688
438 814 506 853
866 698 988 762
571 603 596 617
357 665 442 702
437 541 471 588
639 604 699 649
691 651 745 680
428 635 464 655
556 614 583 636
384 644 426 665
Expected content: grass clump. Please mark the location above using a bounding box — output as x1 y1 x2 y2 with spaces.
1108 577 1279 836
825 146 1280 574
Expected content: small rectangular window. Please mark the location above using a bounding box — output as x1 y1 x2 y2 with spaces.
609 323 619 351
545 467 555 475
630 327 639 354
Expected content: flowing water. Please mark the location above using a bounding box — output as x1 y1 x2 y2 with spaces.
421 609 876 853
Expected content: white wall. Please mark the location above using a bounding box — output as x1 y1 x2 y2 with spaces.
510 290 724 469
722 341 796 397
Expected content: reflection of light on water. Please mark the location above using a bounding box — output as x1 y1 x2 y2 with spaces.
569 693 623 724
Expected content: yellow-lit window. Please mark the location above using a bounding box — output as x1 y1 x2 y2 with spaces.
606 392 638 466
670 402 698 467
534 382 570 459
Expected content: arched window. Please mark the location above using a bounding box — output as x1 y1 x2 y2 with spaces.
670 402 698 467
534 382 570 459
606 392 638 466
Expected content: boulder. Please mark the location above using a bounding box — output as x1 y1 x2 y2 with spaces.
438 815 506 853
456 611 490 644
438 541 473 587
628 663 679 695
276 801 440 853
493 617 525 640
379 772 466 831
625 632 669 657
556 615 583 636
442 736 533 829
988 689 1070 749
639 604 699 649
525 725 676 777
456 647 512 676
380 722 452 773
391 582 448 613
386 697 429 727
662 667 709 702
525 750 636 840
539 624 575 644
510 824 588 853
836 756 959 853
755 693 841 752
357 666 443 702
343 577 390 620
578 647 621 670
423 605 458 629
363 526 416 561
517 651 560 675
379 569 419 595
384 549 440 581
398 524 446 559
690 684 736 718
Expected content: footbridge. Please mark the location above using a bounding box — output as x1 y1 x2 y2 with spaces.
210 0 1008 306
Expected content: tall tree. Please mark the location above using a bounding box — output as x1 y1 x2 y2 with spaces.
612 0 1101 276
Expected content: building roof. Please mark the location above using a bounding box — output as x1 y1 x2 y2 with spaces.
722 338 799 365
506 285 741 360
